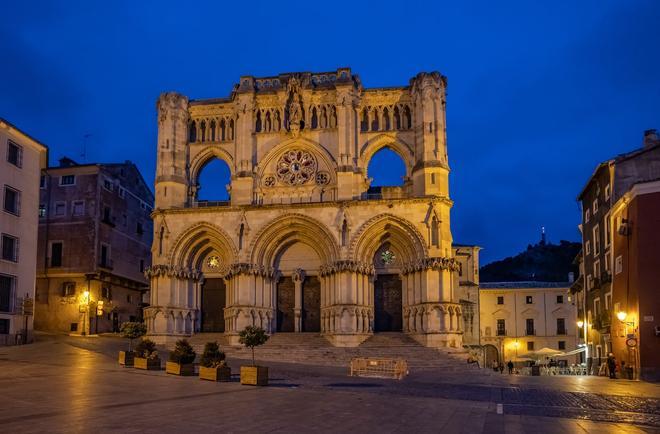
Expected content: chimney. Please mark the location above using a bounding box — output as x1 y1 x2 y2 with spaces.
643 129 659 148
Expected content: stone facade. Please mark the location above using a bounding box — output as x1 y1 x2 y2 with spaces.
35 158 153 335
0 118 48 345
146 68 467 348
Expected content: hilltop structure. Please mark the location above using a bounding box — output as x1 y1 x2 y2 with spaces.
145 68 474 348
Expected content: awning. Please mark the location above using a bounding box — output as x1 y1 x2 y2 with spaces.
558 347 587 356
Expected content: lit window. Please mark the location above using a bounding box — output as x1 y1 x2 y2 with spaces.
526 296 533 304
38 204 46 218
62 282 76 296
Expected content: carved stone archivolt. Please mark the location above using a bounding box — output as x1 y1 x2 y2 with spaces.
320 260 375 277
225 262 276 279
144 265 203 281
276 149 317 185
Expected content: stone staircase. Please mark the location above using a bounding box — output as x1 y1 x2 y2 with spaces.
186 332 489 374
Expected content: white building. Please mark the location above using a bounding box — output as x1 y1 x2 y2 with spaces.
479 282 579 366
0 118 48 345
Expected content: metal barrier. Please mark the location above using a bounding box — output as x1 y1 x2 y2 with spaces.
350 357 409 380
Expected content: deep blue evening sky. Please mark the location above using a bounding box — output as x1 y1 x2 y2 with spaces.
2 1 659 265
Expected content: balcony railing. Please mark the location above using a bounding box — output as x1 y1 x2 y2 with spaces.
526 329 536 336
192 200 230 208
496 329 507 336
557 329 567 335
98 259 114 270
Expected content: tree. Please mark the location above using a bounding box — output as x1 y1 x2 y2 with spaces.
238 326 269 366
120 322 147 352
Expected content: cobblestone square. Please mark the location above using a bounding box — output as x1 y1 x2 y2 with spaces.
0 335 658 433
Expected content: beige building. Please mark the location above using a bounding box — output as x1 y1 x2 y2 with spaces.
0 118 48 345
146 68 469 348
35 158 153 335
454 244 481 346
480 282 579 366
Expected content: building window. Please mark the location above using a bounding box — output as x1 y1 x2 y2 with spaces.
50 242 63 267
136 222 144 235
102 206 114 225
496 319 505 336
594 298 601 315
604 184 610 200
557 318 566 335
605 252 611 272
527 341 535 351
3 185 20 215
587 274 593 290
40 175 46 189
62 282 76 297
70 322 78 332
6 140 22 167
100 243 111 268
126 294 132 304
615 255 623 275
497 296 504 305
593 198 598 214
556 295 563 304
594 260 601 281
60 175 76 186
0 274 15 312
103 178 114 191
526 296 533 304
585 209 590 223
118 187 126 199
605 292 612 310
101 286 112 300
0 318 9 333
604 214 611 248
558 341 566 350
139 259 145 273
54 201 66 216
585 240 591 255
39 204 46 218
526 318 535 335
593 225 600 256
1 234 19 262
72 200 85 216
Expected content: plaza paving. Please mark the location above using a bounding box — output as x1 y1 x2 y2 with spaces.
0 334 658 433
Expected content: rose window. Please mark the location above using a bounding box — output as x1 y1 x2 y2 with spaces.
276 150 317 185
381 250 396 265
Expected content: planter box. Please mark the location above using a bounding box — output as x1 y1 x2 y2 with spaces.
240 366 268 386
119 351 135 366
134 357 161 370
166 361 195 376
199 365 232 382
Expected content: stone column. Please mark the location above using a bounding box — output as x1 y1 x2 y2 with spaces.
292 268 305 332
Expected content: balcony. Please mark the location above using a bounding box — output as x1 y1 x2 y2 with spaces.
192 200 230 208
525 329 536 336
557 329 567 336
592 278 601 290
98 259 114 270
600 271 612 284
496 329 507 337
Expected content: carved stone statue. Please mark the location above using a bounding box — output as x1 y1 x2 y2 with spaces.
286 77 303 135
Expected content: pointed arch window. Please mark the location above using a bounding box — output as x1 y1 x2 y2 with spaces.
255 111 262 132
239 223 245 250
371 108 379 131
158 226 165 255
431 216 439 247
341 219 348 246
200 120 207 142
360 109 369 132
394 106 401 130
189 121 197 142
311 107 318 129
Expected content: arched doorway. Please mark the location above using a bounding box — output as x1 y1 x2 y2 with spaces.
484 344 500 367
373 243 403 332
201 278 225 332
274 241 321 333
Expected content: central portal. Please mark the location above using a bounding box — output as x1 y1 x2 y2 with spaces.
201 278 226 332
374 274 402 332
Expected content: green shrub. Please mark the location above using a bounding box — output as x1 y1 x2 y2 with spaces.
238 326 269 366
168 339 196 364
119 322 147 351
134 338 158 360
200 341 227 368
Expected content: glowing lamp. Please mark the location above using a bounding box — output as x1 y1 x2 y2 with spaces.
577 320 584 328
617 311 627 322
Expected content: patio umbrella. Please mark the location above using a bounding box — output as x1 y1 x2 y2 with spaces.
535 347 563 356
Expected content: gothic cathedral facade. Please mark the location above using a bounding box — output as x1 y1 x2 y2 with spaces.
145 68 465 348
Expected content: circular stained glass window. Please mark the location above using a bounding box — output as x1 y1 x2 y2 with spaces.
381 250 396 265
207 255 221 269
276 149 317 185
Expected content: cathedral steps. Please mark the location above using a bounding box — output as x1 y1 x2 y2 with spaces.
185 332 490 374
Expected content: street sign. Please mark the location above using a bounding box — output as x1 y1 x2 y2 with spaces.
626 337 638 348
22 298 34 316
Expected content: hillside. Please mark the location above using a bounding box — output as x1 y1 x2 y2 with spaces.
479 240 580 283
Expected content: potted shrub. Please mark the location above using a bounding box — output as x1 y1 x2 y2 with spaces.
118 322 146 367
134 338 161 370
239 326 269 386
199 341 231 382
166 339 196 376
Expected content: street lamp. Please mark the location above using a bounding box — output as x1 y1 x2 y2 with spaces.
577 320 584 328
617 311 628 322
